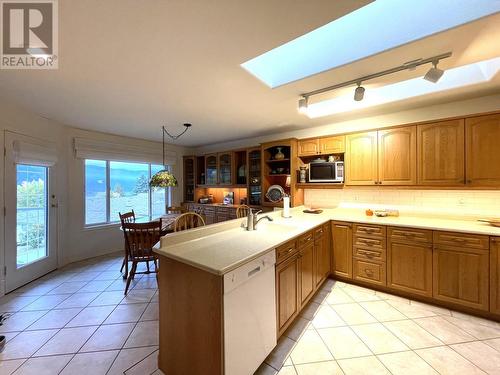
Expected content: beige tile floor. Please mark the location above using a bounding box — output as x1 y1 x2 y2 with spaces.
1 253 500 374
257 279 500 375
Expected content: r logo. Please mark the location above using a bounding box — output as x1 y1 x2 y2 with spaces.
1 0 58 69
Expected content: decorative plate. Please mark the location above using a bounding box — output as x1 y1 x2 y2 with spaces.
266 185 285 203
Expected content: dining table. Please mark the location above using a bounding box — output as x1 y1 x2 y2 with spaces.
120 213 181 279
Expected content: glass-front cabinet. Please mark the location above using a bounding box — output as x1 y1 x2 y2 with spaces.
205 154 218 185
248 148 261 205
218 152 233 185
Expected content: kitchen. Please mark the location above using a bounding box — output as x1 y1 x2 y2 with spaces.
0 1 500 375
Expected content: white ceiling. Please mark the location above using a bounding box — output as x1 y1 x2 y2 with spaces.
0 0 499 147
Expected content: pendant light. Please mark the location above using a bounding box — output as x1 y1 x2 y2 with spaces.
149 123 192 188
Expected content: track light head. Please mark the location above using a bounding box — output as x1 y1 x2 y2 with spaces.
424 60 444 83
354 83 365 101
298 97 308 114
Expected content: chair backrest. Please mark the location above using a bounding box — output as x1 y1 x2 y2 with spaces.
166 206 185 214
174 212 206 232
236 205 251 218
122 219 162 260
119 210 135 225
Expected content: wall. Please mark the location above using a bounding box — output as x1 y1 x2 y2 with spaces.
305 188 500 218
194 94 500 154
0 97 190 294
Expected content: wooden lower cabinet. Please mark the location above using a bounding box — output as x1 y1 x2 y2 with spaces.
331 221 353 278
387 240 433 297
299 241 315 308
276 254 300 336
276 224 331 337
315 224 331 288
433 246 489 311
490 238 500 315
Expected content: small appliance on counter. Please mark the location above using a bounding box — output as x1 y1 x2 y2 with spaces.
223 191 234 205
199 194 214 204
309 160 344 183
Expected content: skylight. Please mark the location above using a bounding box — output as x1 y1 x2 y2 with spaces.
241 0 500 88
304 57 500 118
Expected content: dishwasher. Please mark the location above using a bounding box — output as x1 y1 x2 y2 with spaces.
223 250 277 375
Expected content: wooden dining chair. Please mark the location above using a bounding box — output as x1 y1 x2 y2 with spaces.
174 212 206 232
122 219 162 295
166 206 185 214
236 204 251 218
119 210 136 276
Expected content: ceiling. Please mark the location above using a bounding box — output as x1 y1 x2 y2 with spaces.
0 0 499 147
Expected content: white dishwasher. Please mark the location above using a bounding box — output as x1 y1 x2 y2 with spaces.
223 250 277 375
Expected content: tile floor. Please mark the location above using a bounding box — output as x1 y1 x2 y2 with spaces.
1 253 500 374
257 280 500 375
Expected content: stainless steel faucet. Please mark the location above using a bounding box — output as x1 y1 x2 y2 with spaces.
246 209 273 230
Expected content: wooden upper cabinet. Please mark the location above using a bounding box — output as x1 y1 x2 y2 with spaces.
298 139 320 156
378 126 416 185
466 113 500 186
417 120 465 186
345 131 378 185
331 221 352 278
490 237 500 315
319 136 345 154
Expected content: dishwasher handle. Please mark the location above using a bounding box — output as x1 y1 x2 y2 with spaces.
248 266 261 278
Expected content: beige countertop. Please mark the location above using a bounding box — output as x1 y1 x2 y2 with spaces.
153 207 500 276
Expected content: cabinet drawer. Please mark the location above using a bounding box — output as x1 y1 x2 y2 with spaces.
354 247 386 262
388 227 432 244
298 231 314 248
353 236 386 251
276 240 298 264
434 231 489 250
353 223 386 238
353 259 386 286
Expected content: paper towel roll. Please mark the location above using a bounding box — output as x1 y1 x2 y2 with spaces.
283 196 291 218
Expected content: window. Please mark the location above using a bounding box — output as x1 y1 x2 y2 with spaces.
84 159 170 226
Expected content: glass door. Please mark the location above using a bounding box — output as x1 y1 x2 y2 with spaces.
4 133 58 292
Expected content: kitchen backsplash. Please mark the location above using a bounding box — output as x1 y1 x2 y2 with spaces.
304 188 500 218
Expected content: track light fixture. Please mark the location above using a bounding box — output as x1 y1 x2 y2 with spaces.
298 97 308 114
354 83 365 101
424 60 445 83
297 52 451 112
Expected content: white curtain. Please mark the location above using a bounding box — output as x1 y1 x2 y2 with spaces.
73 137 177 165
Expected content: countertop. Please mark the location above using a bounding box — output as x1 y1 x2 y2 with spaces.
153 207 500 276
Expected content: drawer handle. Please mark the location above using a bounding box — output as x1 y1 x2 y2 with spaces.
452 238 467 243
360 228 376 233
364 268 374 275
287 248 294 253
358 251 374 258
360 239 378 245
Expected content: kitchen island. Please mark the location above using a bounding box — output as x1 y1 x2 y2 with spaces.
154 207 500 375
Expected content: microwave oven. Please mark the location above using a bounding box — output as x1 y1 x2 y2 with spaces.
308 161 344 183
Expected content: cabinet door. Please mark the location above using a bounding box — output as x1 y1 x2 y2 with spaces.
321 224 331 281
299 241 315 308
387 241 433 297
378 126 416 185
314 238 324 288
319 136 345 154
491 238 500 315
276 255 299 336
466 114 500 186
345 132 378 185
433 247 489 311
417 120 465 185
331 221 352 278
298 139 319 156
205 154 218 185
218 152 233 185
